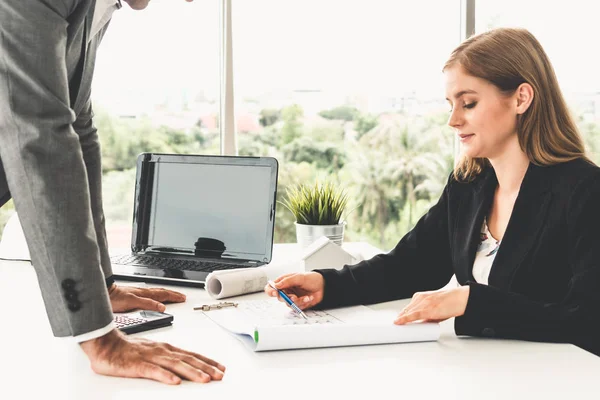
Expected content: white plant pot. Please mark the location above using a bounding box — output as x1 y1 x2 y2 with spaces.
295 221 346 248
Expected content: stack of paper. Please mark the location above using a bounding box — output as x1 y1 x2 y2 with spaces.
203 299 440 351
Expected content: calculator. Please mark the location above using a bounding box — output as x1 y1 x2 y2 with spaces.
114 310 174 334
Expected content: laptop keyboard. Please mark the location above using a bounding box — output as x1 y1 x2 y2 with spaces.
111 254 250 272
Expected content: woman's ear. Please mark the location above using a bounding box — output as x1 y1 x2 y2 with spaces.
515 83 534 115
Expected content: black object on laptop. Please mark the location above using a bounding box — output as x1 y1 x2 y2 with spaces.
111 153 279 287
114 310 174 334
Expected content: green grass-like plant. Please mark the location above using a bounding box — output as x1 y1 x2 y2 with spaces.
280 182 349 225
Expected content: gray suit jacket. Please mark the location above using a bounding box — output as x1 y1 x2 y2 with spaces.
0 0 115 336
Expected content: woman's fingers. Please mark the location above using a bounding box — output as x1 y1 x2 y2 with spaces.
276 274 307 290
297 295 316 310
265 273 324 310
393 288 466 325
265 273 300 296
273 273 297 284
395 309 427 325
264 284 278 297
397 297 425 319
394 292 430 324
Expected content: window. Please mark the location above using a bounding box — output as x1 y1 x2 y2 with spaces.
232 0 461 249
93 1 220 249
476 0 600 163
0 1 466 250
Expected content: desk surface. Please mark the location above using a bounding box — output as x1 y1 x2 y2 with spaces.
1 243 598 399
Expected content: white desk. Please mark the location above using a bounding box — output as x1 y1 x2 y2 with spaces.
1 243 598 399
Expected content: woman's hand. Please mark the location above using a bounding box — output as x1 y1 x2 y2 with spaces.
264 272 325 310
108 284 186 313
394 286 470 325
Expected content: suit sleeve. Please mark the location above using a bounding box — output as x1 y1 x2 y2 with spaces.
315 176 455 309
0 0 113 337
73 98 114 281
455 171 600 355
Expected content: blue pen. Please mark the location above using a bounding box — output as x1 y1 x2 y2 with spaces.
268 280 308 320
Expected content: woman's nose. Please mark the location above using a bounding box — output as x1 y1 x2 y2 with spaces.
447 109 463 128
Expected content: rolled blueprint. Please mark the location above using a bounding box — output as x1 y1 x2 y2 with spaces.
205 267 270 299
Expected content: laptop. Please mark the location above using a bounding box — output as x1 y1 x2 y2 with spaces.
110 153 278 287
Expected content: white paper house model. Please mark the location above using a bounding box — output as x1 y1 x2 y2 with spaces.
301 236 360 271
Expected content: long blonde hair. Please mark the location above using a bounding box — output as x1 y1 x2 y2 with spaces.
444 28 588 181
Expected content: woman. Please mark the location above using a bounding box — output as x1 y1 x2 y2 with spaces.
266 28 600 356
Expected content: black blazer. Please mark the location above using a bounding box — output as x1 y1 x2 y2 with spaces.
317 158 600 356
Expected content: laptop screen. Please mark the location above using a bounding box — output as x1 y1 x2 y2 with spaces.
132 154 278 263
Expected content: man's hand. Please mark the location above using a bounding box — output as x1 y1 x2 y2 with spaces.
394 286 470 325
80 329 225 384
108 284 186 313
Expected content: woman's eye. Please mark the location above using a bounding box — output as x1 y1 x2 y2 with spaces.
464 102 477 109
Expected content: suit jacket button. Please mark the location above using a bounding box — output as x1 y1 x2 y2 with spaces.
64 291 79 302
68 301 81 312
482 327 495 337
61 279 76 290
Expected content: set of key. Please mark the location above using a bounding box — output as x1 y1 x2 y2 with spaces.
193 301 239 311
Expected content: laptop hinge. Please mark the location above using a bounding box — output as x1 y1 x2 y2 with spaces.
138 251 265 266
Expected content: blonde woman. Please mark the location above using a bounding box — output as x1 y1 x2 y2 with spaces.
266 28 600 356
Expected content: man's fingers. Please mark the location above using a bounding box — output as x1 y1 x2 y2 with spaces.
173 353 224 380
153 356 211 383
138 361 182 385
163 344 226 373
189 354 226 374
82 331 227 385
135 288 186 303
131 294 166 312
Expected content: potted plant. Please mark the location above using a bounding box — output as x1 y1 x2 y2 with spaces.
280 181 350 248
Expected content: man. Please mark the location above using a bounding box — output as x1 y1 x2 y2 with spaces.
0 0 225 384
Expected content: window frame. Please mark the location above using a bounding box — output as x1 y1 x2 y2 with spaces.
220 0 237 155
